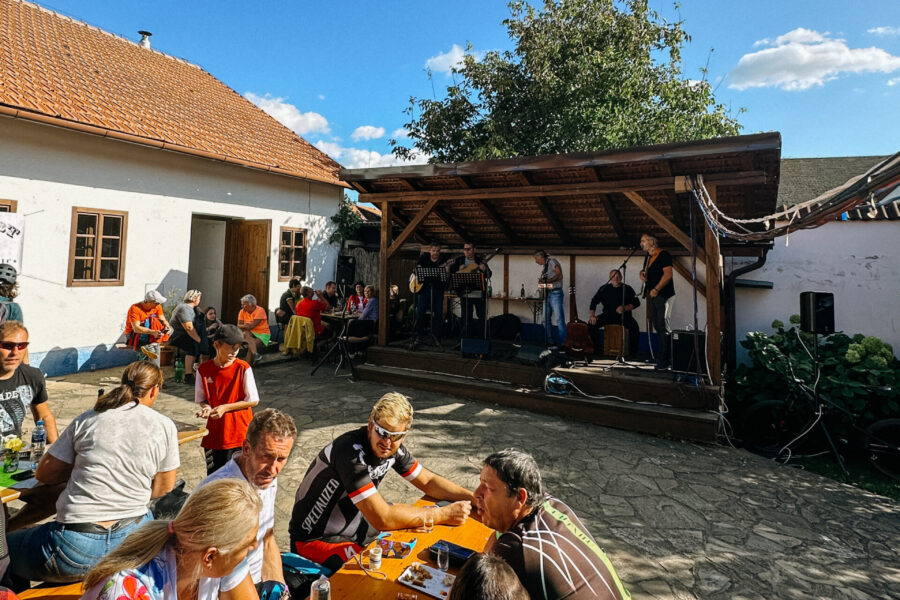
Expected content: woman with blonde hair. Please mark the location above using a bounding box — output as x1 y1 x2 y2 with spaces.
7 361 179 585
82 478 262 600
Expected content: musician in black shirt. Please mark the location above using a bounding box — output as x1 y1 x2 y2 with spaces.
449 243 493 337
587 269 640 357
414 244 448 342
639 233 675 369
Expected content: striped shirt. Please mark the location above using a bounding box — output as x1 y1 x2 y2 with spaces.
289 427 421 546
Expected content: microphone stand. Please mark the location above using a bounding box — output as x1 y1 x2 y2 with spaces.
616 246 640 363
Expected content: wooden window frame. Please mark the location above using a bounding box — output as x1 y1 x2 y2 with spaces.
0 199 18 212
67 207 128 287
277 226 307 282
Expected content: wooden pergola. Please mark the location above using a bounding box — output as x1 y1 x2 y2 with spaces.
341 133 782 385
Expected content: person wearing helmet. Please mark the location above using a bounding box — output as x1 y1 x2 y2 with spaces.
0 264 23 323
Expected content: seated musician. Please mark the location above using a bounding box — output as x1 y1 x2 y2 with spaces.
289 393 474 572
294 286 331 340
587 269 640 358
415 244 447 343
449 242 492 337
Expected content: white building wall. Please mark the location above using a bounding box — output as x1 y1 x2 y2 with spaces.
0 117 342 373
735 221 900 363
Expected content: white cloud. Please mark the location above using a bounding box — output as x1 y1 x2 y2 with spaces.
888 77 900 86
244 92 330 134
391 128 410 139
350 125 386 141
425 44 467 74
315 141 425 169
869 26 900 36
729 28 900 91
317 94 326 100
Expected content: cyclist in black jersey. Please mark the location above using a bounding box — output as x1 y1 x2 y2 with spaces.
289 393 474 571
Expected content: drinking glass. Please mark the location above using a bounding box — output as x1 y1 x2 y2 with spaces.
435 542 449 572
422 506 435 533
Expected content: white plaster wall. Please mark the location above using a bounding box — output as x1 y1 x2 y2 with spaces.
735 221 900 363
187 218 227 312
0 117 342 355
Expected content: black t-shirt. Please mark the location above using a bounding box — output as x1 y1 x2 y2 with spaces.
589 284 640 316
278 289 297 323
493 498 629 600
322 292 339 309
645 250 675 299
415 254 447 291
290 426 421 546
0 365 48 438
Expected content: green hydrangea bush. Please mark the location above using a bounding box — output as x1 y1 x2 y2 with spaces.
732 316 900 424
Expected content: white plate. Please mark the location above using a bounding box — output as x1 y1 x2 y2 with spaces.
397 563 455 599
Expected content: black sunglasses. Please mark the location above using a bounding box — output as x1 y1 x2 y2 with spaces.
0 341 29 351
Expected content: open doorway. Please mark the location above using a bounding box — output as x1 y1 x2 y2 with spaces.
188 216 271 324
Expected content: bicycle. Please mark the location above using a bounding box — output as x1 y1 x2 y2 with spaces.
739 377 900 480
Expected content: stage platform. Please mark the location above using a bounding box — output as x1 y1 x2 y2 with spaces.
355 345 720 442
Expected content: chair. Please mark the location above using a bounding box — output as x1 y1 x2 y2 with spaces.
283 316 316 357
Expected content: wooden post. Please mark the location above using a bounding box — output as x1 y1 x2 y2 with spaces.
503 254 510 315
378 202 392 346
704 186 723 386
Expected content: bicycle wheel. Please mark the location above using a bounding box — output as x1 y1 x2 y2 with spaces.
863 418 900 480
739 399 809 457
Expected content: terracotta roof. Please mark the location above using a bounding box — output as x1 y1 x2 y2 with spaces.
0 0 344 186
351 203 382 223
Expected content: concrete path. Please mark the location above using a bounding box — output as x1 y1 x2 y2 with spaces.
37 362 900 600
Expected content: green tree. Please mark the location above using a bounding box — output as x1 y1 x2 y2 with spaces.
392 0 741 163
329 194 363 246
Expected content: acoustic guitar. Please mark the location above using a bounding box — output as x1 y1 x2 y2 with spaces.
409 249 501 293
409 256 456 294
564 285 593 356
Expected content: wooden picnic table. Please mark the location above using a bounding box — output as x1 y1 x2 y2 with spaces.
328 498 492 599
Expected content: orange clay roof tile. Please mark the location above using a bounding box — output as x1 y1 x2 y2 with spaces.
0 0 344 186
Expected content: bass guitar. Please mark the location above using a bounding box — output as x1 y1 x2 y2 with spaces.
564 285 593 357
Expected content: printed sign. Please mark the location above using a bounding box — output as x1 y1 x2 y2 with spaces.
0 213 25 271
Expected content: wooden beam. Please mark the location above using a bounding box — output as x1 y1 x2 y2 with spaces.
350 181 369 194
596 194 629 247
705 186 723 386
535 196 572 244
503 254 510 315
357 171 767 203
387 197 441 258
391 210 429 244
672 258 706 297
433 206 471 242
397 179 417 191
476 198 519 244
622 190 707 264
378 202 392 345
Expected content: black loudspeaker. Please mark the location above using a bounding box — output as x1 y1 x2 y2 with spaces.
516 344 550 366
800 292 834 335
336 255 356 285
461 338 490 357
671 330 707 374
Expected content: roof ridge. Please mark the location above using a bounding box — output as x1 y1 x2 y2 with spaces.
15 0 203 71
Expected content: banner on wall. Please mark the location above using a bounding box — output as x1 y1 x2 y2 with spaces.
0 213 25 271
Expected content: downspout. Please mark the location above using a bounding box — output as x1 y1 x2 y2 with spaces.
724 251 768 374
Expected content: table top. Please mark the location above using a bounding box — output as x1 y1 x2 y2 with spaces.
1 486 20 503
320 311 359 322
18 582 83 600
328 499 492 599
176 425 208 446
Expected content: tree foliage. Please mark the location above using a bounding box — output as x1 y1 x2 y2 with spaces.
392 0 742 163
329 194 363 246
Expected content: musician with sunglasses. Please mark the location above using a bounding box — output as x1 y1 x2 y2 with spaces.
0 321 57 443
289 392 474 572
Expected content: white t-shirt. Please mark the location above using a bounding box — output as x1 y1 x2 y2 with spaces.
198 455 277 586
50 402 179 524
79 543 246 600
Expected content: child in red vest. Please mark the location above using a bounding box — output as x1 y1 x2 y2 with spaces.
195 324 260 474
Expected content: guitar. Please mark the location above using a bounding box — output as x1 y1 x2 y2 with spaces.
564 285 594 356
409 256 456 294
455 248 502 273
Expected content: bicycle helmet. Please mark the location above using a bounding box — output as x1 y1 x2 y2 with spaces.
0 264 16 285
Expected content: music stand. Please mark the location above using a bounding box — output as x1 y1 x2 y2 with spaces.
408 266 448 350
450 271 487 341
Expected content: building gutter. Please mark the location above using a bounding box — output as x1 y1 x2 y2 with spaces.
724 251 768 374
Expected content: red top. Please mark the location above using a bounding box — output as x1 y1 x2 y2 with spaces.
345 294 368 313
197 359 253 450
295 298 329 335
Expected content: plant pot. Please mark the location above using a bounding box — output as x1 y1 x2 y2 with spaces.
160 345 175 367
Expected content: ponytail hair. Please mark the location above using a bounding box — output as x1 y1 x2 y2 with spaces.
84 479 261 590
94 361 164 413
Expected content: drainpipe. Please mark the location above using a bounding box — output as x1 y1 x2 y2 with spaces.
724 251 768 374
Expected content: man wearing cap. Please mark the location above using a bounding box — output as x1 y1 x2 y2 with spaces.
123 290 172 365
195 324 260 475
289 392 474 572
0 264 24 323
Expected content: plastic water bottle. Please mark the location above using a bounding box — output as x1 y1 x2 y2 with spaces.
174 358 184 383
31 420 46 468
310 575 330 600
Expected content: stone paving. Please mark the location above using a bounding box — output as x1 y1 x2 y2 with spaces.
32 361 900 600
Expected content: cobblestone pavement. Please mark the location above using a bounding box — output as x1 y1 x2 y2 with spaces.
38 361 900 600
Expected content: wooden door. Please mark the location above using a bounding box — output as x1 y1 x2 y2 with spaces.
221 219 271 324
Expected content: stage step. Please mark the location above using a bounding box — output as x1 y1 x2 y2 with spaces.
354 363 718 442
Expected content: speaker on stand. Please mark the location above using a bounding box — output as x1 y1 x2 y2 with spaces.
335 255 356 298
799 291 834 335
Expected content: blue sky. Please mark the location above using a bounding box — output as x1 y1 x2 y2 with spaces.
37 0 900 166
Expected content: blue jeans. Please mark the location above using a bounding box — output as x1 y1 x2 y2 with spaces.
543 289 567 346
7 510 152 583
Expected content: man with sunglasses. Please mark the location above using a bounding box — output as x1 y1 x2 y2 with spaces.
289 392 474 572
0 321 57 443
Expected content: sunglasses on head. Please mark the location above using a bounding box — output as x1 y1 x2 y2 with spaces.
372 421 409 442
376 533 417 558
0 341 28 351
